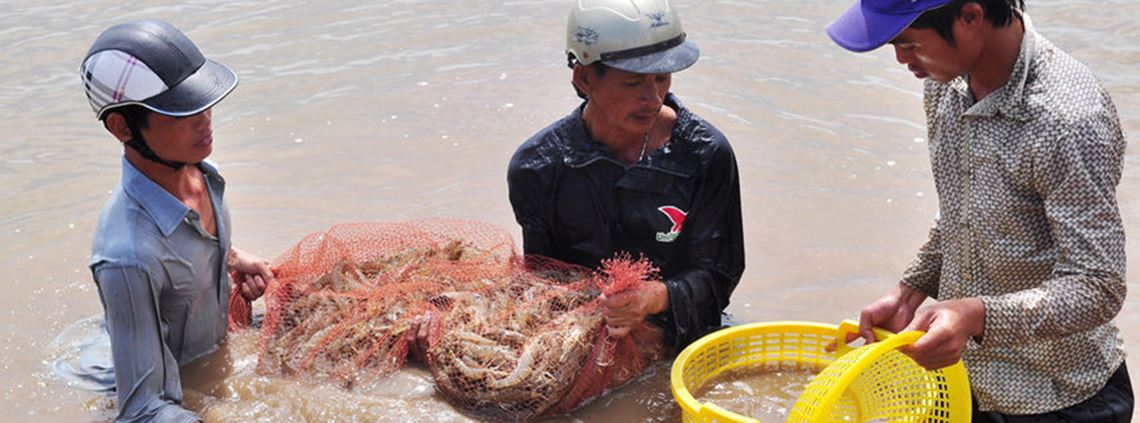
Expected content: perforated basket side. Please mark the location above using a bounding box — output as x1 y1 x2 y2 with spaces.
786 343 879 423
671 321 852 423
788 327 972 423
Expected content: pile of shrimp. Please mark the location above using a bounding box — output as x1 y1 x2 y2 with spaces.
427 270 603 419
258 240 504 386
426 254 661 420
257 226 662 420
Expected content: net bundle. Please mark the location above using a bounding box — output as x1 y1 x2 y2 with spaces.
237 219 664 420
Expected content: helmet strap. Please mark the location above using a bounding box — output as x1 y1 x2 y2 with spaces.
124 121 187 171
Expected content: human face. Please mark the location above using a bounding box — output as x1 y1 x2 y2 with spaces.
889 27 975 83
140 109 214 163
583 67 671 135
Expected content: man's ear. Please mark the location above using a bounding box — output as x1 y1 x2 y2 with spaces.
103 113 133 144
572 64 592 98
959 2 984 26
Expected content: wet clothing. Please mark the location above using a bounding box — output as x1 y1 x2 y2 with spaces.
508 94 745 349
901 15 1128 414
972 362 1133 422
88 156 232 423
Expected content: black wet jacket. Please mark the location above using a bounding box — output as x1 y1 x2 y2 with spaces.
507 94 744 350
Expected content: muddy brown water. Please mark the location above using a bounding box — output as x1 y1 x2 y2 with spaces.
2 0 1137 421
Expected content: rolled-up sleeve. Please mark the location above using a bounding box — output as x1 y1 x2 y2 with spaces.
94 264 201 423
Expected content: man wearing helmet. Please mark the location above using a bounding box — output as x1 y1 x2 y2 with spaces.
77 20 272 422
827 0 1132 420
508 0 744 350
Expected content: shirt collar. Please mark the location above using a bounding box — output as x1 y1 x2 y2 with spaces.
120 157 225 238
563 93 691 168
953 12 1036 121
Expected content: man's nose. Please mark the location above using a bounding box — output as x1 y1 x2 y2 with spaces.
893 45 911 65
192 108 212 128
641 80 663 103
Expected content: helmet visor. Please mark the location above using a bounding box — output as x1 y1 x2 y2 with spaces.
142 59 238 117
601 34 700 74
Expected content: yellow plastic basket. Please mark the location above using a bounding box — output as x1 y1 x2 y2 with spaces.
670 320 971 422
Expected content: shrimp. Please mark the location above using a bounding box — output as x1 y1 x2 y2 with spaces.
455 353 501 381
559 317 598 362
485 328 528 348
489 332 555 389
455 330 497 346
463 342 517 365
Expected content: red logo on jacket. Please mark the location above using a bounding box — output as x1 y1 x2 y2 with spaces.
656 206 687 242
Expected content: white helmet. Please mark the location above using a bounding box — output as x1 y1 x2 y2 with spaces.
566 0 700 74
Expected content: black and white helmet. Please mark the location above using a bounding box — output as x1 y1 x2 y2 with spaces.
81 19 237 120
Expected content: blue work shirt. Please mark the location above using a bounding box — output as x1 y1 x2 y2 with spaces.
88 156 232 422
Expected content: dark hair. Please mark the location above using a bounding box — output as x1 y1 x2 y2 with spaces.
571 61 610 100
910 0 1024 47
103 105 154 155
103 105 151 133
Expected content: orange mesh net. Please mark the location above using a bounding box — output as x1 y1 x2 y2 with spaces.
227 270 252 332
231 219 664 420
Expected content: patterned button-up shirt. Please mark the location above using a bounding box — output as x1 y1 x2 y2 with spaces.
900 15 1127 414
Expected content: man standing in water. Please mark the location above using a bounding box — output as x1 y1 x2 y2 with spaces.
79 20 272 422
827 0 1132 420
507 0 744 350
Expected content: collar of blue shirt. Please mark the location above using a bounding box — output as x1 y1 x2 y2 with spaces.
119 156 225 238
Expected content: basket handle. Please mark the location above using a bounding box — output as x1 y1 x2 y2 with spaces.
838 319 911 344
838 319 931 369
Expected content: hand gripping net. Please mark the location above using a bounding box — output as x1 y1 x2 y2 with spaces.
234 219 664 420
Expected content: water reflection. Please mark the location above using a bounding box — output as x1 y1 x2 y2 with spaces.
3 0 1139 421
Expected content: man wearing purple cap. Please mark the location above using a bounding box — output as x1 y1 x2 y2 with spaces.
828 0 1132 421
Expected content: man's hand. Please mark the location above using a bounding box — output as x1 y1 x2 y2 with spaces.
849 283 927 344
600 280 669 338
228 247 273 301
899 297 985 370
408 313 434 363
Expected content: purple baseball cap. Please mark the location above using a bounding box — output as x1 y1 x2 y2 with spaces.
827 0 953 52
